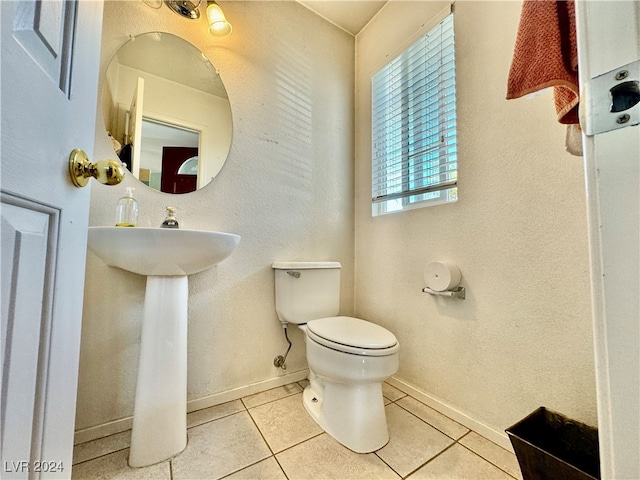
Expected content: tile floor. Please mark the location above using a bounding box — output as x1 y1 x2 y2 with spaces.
72 381 524 480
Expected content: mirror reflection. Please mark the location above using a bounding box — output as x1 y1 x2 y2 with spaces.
102 32 232 194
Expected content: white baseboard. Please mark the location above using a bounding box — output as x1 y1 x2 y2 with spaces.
74 416 133 446
187 369 309 412
74 369 309 445
386 376 514 453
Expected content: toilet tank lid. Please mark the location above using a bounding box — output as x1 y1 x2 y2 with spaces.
272 261 341 269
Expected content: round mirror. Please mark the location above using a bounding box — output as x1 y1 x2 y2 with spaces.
101 32 232 194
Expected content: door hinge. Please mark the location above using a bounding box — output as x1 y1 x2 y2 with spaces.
581 60 639 135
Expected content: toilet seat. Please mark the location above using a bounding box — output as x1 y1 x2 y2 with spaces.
306 316 399 356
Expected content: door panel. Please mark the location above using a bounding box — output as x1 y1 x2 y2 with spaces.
1 195 59 477
1 0 104 476
12 0 76 94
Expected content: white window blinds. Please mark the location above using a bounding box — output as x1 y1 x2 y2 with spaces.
371 11 457 215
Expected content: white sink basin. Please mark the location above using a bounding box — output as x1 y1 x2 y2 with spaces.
88 226 240 276
86 226 240 467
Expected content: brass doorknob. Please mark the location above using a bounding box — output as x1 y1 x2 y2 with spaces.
69 149 126 188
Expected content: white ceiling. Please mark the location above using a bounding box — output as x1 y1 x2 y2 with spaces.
297 1 388 36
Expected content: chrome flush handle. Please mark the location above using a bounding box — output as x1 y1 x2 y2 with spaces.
287 271 301 278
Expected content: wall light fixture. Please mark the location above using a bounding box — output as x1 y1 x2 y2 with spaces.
159 0 232 37
206 1 232 37
165 0 201 19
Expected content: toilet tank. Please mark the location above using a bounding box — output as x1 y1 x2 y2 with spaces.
272 262 341 324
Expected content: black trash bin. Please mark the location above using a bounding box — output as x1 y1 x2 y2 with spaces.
506 407 600 480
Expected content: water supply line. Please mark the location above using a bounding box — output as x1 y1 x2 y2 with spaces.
273 323 292 372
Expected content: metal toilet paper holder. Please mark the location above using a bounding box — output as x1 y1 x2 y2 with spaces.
422 286 466 300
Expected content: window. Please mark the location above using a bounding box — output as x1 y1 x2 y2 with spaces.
371 11 457 216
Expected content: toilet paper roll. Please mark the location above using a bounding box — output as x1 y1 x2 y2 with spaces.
423 261 461 292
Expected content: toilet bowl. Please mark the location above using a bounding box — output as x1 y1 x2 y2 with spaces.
302 316 399 452
272 262 399 453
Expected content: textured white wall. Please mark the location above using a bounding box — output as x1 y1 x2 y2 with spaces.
76 0 354 432
78 0 597 444
355 0 597 438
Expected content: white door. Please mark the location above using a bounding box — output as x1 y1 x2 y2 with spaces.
1 0 103 477
128 76 145 178
575 1 640 478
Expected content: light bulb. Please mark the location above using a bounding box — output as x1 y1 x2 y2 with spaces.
206 1 232 37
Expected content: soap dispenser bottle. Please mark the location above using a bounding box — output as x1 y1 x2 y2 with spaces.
160 206 179 228
115 187 138 227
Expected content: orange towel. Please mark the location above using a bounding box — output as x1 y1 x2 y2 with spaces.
506 0 579 124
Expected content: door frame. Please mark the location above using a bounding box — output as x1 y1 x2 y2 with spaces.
576 1 640 477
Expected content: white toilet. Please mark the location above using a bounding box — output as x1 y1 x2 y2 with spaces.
272 261 399 453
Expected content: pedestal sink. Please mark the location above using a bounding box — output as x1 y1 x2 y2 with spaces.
87 227 240 467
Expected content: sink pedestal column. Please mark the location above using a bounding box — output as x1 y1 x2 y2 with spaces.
129 276 188 467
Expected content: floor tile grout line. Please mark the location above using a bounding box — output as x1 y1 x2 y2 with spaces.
73 429 130 449
245 407 278 457
390 395 518 473
399 440 458 479
375 394 453 480
391 398 469 443
190 383 302 416
456 429 521 479
380 395 518 479
242 401 327 464
238 380 310 408
272 431 325 457
215 416 324 480
187 410 246 431
241 389 303 410
372 450 403 479
244 394 301 411
71 446 130 467
216 454 280 480
211 408 283 480
189 397 248 415
455 442 520 480
272 454 291 480
187 409 247 432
